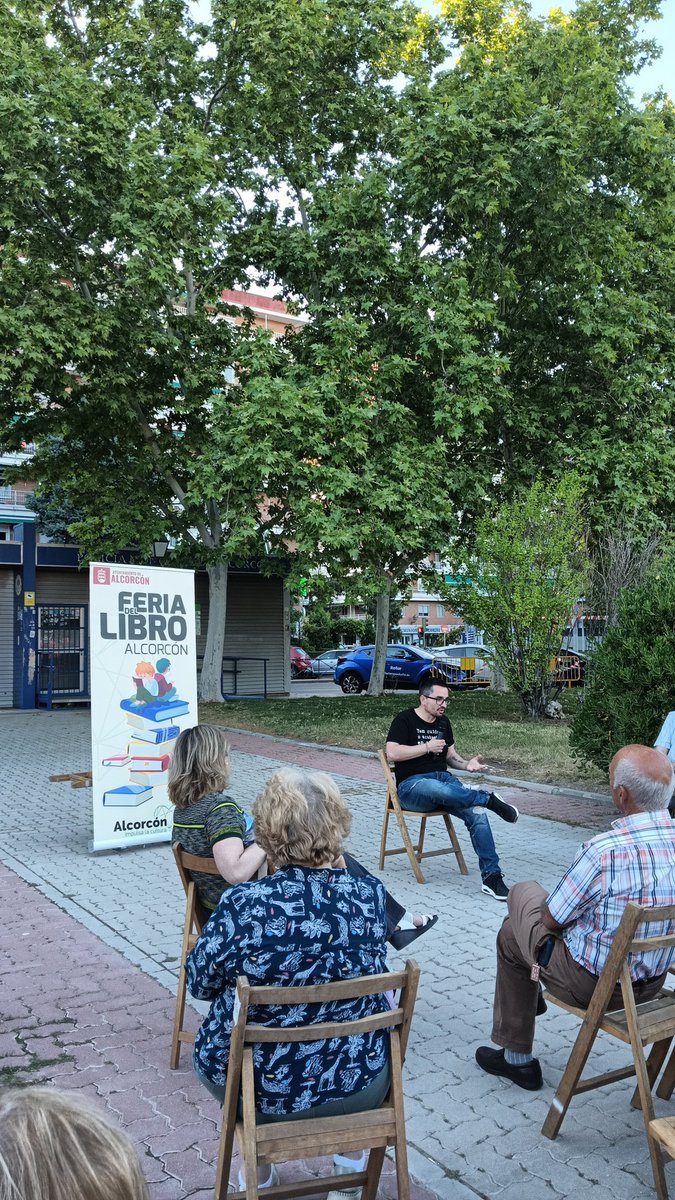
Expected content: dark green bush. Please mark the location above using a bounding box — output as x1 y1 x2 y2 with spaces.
570 554 675 772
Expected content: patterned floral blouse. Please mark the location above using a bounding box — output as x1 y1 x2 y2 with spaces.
185 865 390 1116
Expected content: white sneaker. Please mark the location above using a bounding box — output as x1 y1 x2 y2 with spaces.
238 1164 279 1191
326 1161 364 1200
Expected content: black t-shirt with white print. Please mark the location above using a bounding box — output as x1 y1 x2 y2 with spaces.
386 708 454 786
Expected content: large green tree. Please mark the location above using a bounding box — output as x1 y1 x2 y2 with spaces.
0 0 426 699
409 0 675 529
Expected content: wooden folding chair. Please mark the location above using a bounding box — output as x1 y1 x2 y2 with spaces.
170 843 224 1069
214 960 420 1200
378 750 468 885
541 901 675 1200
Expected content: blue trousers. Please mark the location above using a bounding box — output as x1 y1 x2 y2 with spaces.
397 771 500 880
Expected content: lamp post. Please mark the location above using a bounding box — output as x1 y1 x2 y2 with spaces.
152 538 169 562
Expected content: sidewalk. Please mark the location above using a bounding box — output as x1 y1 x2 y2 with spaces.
0 710 668 1200
0 863 429 1200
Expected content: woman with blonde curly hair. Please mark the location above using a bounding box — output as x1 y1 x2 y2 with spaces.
0 1086 149 1200
186 768 394 1197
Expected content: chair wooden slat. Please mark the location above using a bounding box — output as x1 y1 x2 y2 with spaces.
377 750 468 884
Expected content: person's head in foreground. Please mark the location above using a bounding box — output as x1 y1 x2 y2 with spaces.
168 723 231 809
253 766 352 871
0 1086 149 1200
609 743 674 813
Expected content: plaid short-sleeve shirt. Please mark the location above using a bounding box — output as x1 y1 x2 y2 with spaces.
546 809 675 981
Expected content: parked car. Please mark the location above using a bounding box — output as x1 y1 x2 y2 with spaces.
309 649 349 677
333 644 491 695
436 643 493 688
436 642 492 661
290 646 312 678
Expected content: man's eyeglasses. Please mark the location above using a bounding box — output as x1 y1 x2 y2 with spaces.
427 696 448 706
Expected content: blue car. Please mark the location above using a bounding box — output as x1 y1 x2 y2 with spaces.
334 643 475 695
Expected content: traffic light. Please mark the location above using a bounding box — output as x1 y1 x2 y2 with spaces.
417 625 424 637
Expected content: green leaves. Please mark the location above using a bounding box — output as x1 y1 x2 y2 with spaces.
452 476 589 718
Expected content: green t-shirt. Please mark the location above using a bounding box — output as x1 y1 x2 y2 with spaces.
172 790 249 911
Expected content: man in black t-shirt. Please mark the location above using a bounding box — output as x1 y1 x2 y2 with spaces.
386 680 518 900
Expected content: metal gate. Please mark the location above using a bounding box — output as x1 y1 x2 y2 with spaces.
36 605 89 705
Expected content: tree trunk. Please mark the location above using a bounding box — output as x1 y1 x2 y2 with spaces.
199 561 228 702
367 587 390 697
523 684 549 720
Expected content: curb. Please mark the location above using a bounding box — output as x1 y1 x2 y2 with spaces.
220 727 612 804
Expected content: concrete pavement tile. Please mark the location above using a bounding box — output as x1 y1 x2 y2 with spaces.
150 1124 208 1156
146 1180 188 1199
158 1147 217 1190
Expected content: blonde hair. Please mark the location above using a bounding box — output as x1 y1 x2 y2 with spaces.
0 1086 149 1200
168 724 231 810
253 768 352 869
134 661 155 678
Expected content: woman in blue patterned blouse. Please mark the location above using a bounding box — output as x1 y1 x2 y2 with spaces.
186 767 392 1195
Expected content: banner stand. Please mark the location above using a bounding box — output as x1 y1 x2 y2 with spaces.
89 562 198 853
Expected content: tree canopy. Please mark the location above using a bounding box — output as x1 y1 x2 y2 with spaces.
1 0 673 701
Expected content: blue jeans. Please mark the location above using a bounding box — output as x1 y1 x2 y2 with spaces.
397 771 500 880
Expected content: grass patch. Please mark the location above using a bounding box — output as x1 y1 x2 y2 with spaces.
200 689 607 791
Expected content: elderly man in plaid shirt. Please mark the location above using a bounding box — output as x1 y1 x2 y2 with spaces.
475 744 675 1091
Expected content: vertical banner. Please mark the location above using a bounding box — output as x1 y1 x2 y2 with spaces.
89 562 198 852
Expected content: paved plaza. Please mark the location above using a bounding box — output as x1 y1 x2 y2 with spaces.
0 709 670 1200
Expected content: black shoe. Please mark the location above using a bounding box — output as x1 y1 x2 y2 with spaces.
475 1046 543 1091
536 985 547 1015
481 873 509 901
486 792 519 823
389 914 439 951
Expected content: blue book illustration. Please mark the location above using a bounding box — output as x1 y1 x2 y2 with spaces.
126 724 180 745
103 784 153 807
120 697 189 723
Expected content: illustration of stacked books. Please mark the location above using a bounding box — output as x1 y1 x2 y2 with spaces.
102 697 190 806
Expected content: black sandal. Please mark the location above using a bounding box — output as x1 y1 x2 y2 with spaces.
389 914 439 951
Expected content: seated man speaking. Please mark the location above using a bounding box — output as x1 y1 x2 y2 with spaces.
386 680 518 901
475 744 675 1090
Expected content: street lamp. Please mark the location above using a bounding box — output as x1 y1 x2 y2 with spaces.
153 538 169 561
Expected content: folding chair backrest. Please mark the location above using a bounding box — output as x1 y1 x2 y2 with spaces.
239 965 418 1057
378 750 399 803
216 961 421 1200
584 902 675 1020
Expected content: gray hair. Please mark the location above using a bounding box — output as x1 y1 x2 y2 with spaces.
613 756 674 812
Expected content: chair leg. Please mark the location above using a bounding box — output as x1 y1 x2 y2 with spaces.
630 1038 672 1109
389 1033 411 1200
443 814 468 875
541 1011 604 1139
240 1052 260 1200
170 963 189 1069
214 1114 236 1200
361 1147 386 1200
416 816 427 860
379 800 391 871
627 1025 669 1199
657 1041 675 1101
393 803 426 884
